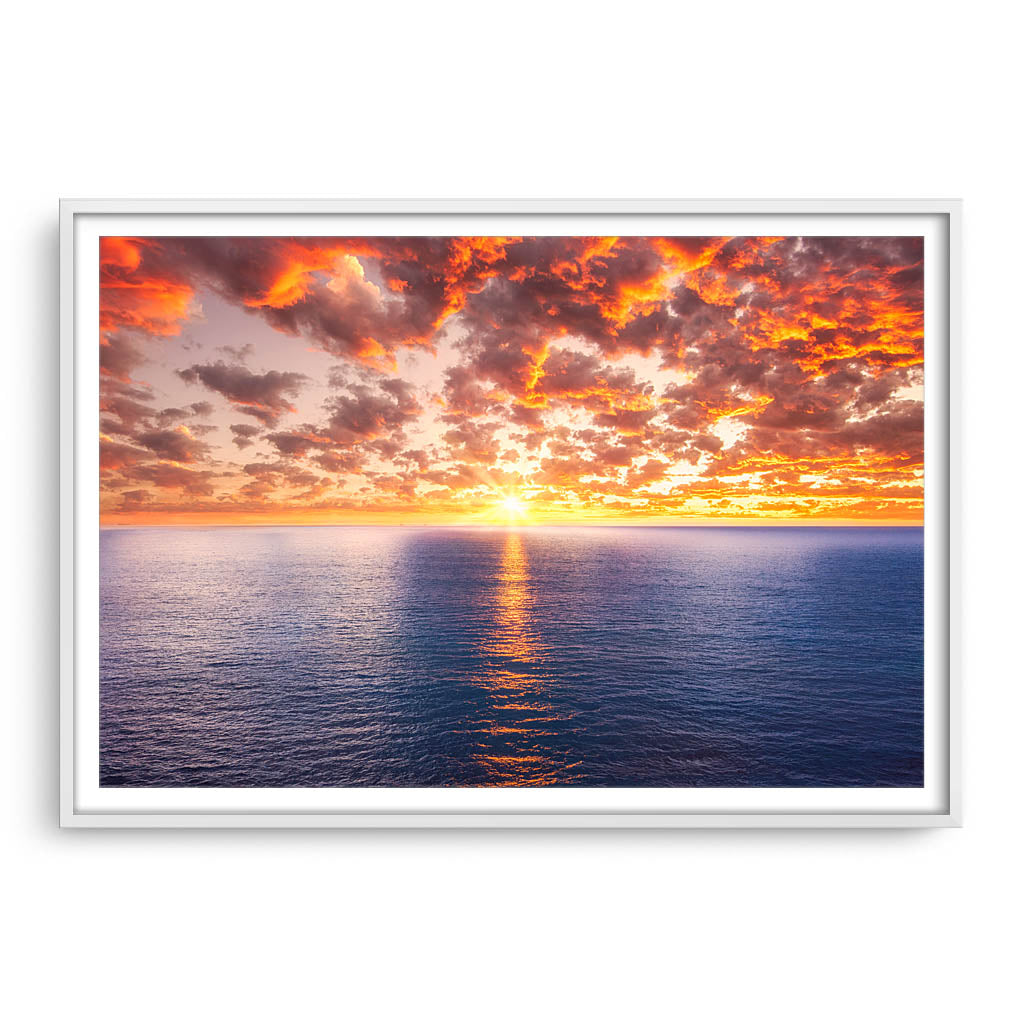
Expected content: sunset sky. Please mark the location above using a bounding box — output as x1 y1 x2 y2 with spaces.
99 235 924 525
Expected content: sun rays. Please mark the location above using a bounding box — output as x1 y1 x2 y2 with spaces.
480 493 532 526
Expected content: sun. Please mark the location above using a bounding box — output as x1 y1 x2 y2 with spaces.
498 494 530 522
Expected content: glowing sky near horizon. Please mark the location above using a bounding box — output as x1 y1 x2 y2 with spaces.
99 235 924 524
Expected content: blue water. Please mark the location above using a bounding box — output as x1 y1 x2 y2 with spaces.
99 526 923 787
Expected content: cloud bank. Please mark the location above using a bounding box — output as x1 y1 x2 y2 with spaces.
99 235 924 523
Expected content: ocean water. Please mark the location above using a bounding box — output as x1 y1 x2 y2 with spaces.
99 526 924 788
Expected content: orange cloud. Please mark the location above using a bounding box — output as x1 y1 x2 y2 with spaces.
100 237 195 337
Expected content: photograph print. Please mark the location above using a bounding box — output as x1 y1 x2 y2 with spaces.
98 232 925 789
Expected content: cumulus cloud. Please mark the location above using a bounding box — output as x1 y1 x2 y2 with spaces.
176 361 308 426
229 423 263 449
322 378 422 445
134 427 211 464
100 333 148 381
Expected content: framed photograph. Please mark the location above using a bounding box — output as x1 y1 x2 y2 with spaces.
60 200 959 827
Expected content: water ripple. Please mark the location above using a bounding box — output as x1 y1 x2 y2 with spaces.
99 526 924 787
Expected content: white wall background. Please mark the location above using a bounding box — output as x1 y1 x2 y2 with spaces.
4 2 1019 1020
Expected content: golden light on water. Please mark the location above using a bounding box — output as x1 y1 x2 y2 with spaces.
471 531 582 786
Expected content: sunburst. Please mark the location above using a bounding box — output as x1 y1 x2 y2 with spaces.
497 494 529 523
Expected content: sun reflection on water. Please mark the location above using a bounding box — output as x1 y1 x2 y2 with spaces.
469 531 581 786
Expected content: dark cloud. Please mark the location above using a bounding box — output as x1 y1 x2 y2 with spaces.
118 489 153 509
100 438 148 472
134 428 210 464
100 333 148 381
322 378 422 445
229 423 263 450
129 464 218 496
177 361 308 426
154 402 214 427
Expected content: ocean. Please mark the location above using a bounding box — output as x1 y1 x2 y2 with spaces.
99 526 924 788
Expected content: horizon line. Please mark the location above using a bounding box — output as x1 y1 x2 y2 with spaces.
99 520 924 530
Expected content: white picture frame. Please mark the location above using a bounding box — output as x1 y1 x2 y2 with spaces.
60 199 961 828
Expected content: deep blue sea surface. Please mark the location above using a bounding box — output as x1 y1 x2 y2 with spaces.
99 526 924 787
